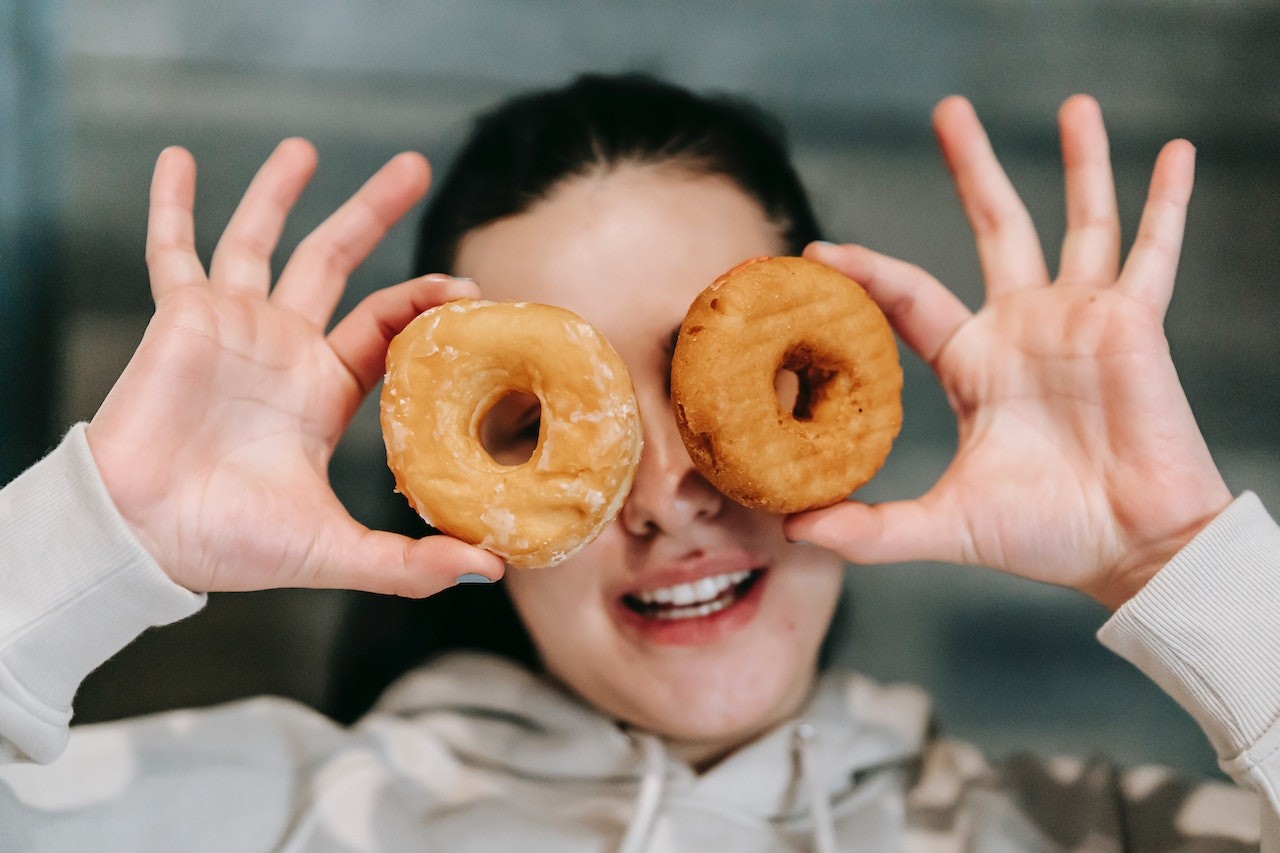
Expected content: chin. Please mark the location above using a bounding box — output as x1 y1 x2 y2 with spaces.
594 572 838 745
622 651 821 745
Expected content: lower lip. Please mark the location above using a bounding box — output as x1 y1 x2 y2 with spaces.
613 570 768 646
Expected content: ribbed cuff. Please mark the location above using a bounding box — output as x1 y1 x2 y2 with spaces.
0 424 205 762
1098 491 1280 760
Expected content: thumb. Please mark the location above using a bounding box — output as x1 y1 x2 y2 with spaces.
308 519 506 597
785 498 953 566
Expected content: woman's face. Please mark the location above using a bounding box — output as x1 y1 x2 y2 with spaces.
454 164 844 765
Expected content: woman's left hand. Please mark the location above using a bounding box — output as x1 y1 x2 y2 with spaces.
785 94 1232 610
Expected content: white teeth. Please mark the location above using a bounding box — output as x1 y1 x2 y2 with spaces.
652 596 735 620
633 570 752 608
693 577 719 602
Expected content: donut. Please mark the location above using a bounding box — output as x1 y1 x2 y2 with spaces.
670 256 902 513
380 299 643 568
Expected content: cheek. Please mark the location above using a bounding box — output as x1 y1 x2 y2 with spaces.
769 545 844 631
504 531 621 650
505 567 588 633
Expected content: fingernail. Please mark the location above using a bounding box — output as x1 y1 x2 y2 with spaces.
423 273 474 283
811 240 837 248
455 573 495 585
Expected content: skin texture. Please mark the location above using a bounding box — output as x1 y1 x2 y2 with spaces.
455 164 845 768
84 94 1233 768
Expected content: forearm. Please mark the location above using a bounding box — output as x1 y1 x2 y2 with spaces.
0 424 204 764
1098 491 1280 822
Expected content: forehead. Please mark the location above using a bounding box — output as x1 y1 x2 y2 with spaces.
453 164 785 348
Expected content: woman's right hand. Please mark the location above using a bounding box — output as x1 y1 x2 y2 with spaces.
85 139 505 596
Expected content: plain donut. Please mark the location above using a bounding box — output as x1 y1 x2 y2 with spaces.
671 256 902 513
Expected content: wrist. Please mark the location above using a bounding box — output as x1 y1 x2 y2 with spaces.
1090 544 1183 612
1097 491 1280 758
0 424 205 762
83 419 181 587
1089 489 1234 611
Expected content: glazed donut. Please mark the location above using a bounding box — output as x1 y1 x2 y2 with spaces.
671 256 902 513
380 299 643 568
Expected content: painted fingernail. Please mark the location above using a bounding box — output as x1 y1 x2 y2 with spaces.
455 573 495 585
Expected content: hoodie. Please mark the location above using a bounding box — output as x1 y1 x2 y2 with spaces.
0 649 1264 851
0 426 1276 850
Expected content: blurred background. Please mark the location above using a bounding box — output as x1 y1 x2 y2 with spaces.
3 0 1277 779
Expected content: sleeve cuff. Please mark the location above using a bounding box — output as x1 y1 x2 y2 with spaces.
0 424 205 762
1098 491 1280 761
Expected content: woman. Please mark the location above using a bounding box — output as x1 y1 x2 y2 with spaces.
2 74 1276 850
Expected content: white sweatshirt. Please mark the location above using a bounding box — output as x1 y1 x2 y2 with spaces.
1 424 1278 850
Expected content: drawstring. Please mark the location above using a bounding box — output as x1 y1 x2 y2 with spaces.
618 725 837 853
793 723 838 853
617 732 666 853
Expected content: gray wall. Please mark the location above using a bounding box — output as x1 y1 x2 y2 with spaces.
13 1 1279 779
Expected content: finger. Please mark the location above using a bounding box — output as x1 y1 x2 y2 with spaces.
785 498 958 566
1057 95 1120 285
308 521 506 598
273 151 432 329
145 146 207 300
327 274 481 396
1117 139 1196 316
804 241 971 365
933 96 1050 296
208 137 318 297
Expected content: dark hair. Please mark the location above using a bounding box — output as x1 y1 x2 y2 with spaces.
413 72 823 276
327 73 832 724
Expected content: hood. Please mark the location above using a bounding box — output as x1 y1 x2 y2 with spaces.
371 651 931 850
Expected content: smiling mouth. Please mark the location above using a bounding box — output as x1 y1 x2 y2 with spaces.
622 569 764 621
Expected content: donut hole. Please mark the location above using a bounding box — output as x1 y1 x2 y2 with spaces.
774 368 801 415
478 390 542 466
777 346 840 422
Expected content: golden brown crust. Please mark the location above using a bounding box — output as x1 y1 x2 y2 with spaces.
381 299 642 568
671 256 902 513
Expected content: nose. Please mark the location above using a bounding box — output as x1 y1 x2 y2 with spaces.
620 395 723 537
